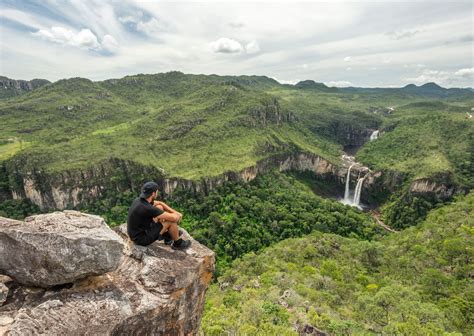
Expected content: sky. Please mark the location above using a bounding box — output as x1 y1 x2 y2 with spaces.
0 0 473 88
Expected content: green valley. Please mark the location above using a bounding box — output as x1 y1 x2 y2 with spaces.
0 72 472 335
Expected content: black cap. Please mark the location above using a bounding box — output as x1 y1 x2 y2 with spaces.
139 181 159 199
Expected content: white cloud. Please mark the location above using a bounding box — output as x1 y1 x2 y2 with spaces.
32 26 118 53
245 40 260 54
33 27 100 50
454 67 474 77
404 69 450 84
119 12 169 36
386 29 419 40
136 18 167 35
118 15 139 25
404 63 426 68
102 34 119 53
344 56 351 62
326 80 353 87
210 37 244 53
346 67 352 71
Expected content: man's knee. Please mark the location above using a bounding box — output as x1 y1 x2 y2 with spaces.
163 220 178 227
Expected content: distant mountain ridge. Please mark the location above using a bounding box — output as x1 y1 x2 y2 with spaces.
0 76 50 99
294 79 472 97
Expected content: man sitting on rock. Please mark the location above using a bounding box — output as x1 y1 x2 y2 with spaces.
127 181 191 250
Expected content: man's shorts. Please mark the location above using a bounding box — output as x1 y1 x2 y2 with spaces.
133 222 164 246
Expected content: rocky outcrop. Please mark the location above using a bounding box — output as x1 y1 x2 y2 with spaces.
161 152 347 196
0 276 9 305
247 96 296 126
409 178 464 200
3 147 463 210
361 169 406 204
2 157 166 210
0 211 124 287
0 77 50 98
2 152 343 210
0 213 215 335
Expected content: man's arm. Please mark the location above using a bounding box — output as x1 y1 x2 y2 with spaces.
154 211 180 223
154 201 182 217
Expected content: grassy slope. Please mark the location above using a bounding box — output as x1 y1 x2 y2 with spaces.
202 191 474 335
0 73 349 178
0 72 472 185
357 101 474 187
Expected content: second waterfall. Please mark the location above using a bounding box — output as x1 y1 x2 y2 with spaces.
342 165 367 209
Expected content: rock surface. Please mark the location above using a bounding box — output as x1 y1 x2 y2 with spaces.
3 152 344 210
0 211 125 287
410 178 462 200
0 219 215 335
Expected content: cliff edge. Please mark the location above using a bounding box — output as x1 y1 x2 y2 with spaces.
0 211 215 335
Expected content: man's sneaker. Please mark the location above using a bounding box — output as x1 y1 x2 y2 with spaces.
172 239 191 250
161 232 172 245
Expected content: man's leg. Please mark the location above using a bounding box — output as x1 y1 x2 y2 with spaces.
160 221 180 240
158 212 182 235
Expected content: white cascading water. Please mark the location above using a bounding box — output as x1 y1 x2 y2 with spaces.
370 130 379 141
353 175 367 206
344 164 354 202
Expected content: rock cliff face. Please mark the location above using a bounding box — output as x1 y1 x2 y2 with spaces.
2 147 461 210
162 152 347 196
247 96 296 126
0 77 50 98
0 211 215 335
410 178 464 200
2 152 344 210
2 157 166 210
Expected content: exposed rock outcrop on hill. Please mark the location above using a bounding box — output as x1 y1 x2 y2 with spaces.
2 148 463 210
0 76 50 98
410 177 464 200
0 211 124 287
1 157 165 210
0 211 215 335
2 152 344 210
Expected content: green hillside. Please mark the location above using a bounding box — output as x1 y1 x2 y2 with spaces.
1 71 471 184
202 191 474 335
357 101 474 187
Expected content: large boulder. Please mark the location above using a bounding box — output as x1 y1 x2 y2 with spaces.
0 210 125 287
0 222 215 335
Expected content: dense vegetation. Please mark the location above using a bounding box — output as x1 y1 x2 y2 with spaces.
357 102 474 187
34 170 382 275
202 191 473 335
0 198 40 220
169 170 383 273
0 73 472 335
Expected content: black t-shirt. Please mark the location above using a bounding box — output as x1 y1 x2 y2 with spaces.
127 197 164 241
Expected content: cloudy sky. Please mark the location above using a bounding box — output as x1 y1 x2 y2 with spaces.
1 0 472 87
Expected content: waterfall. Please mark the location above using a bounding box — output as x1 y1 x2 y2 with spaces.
353 175 367 206
370 130 379 141
344 164 354 201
